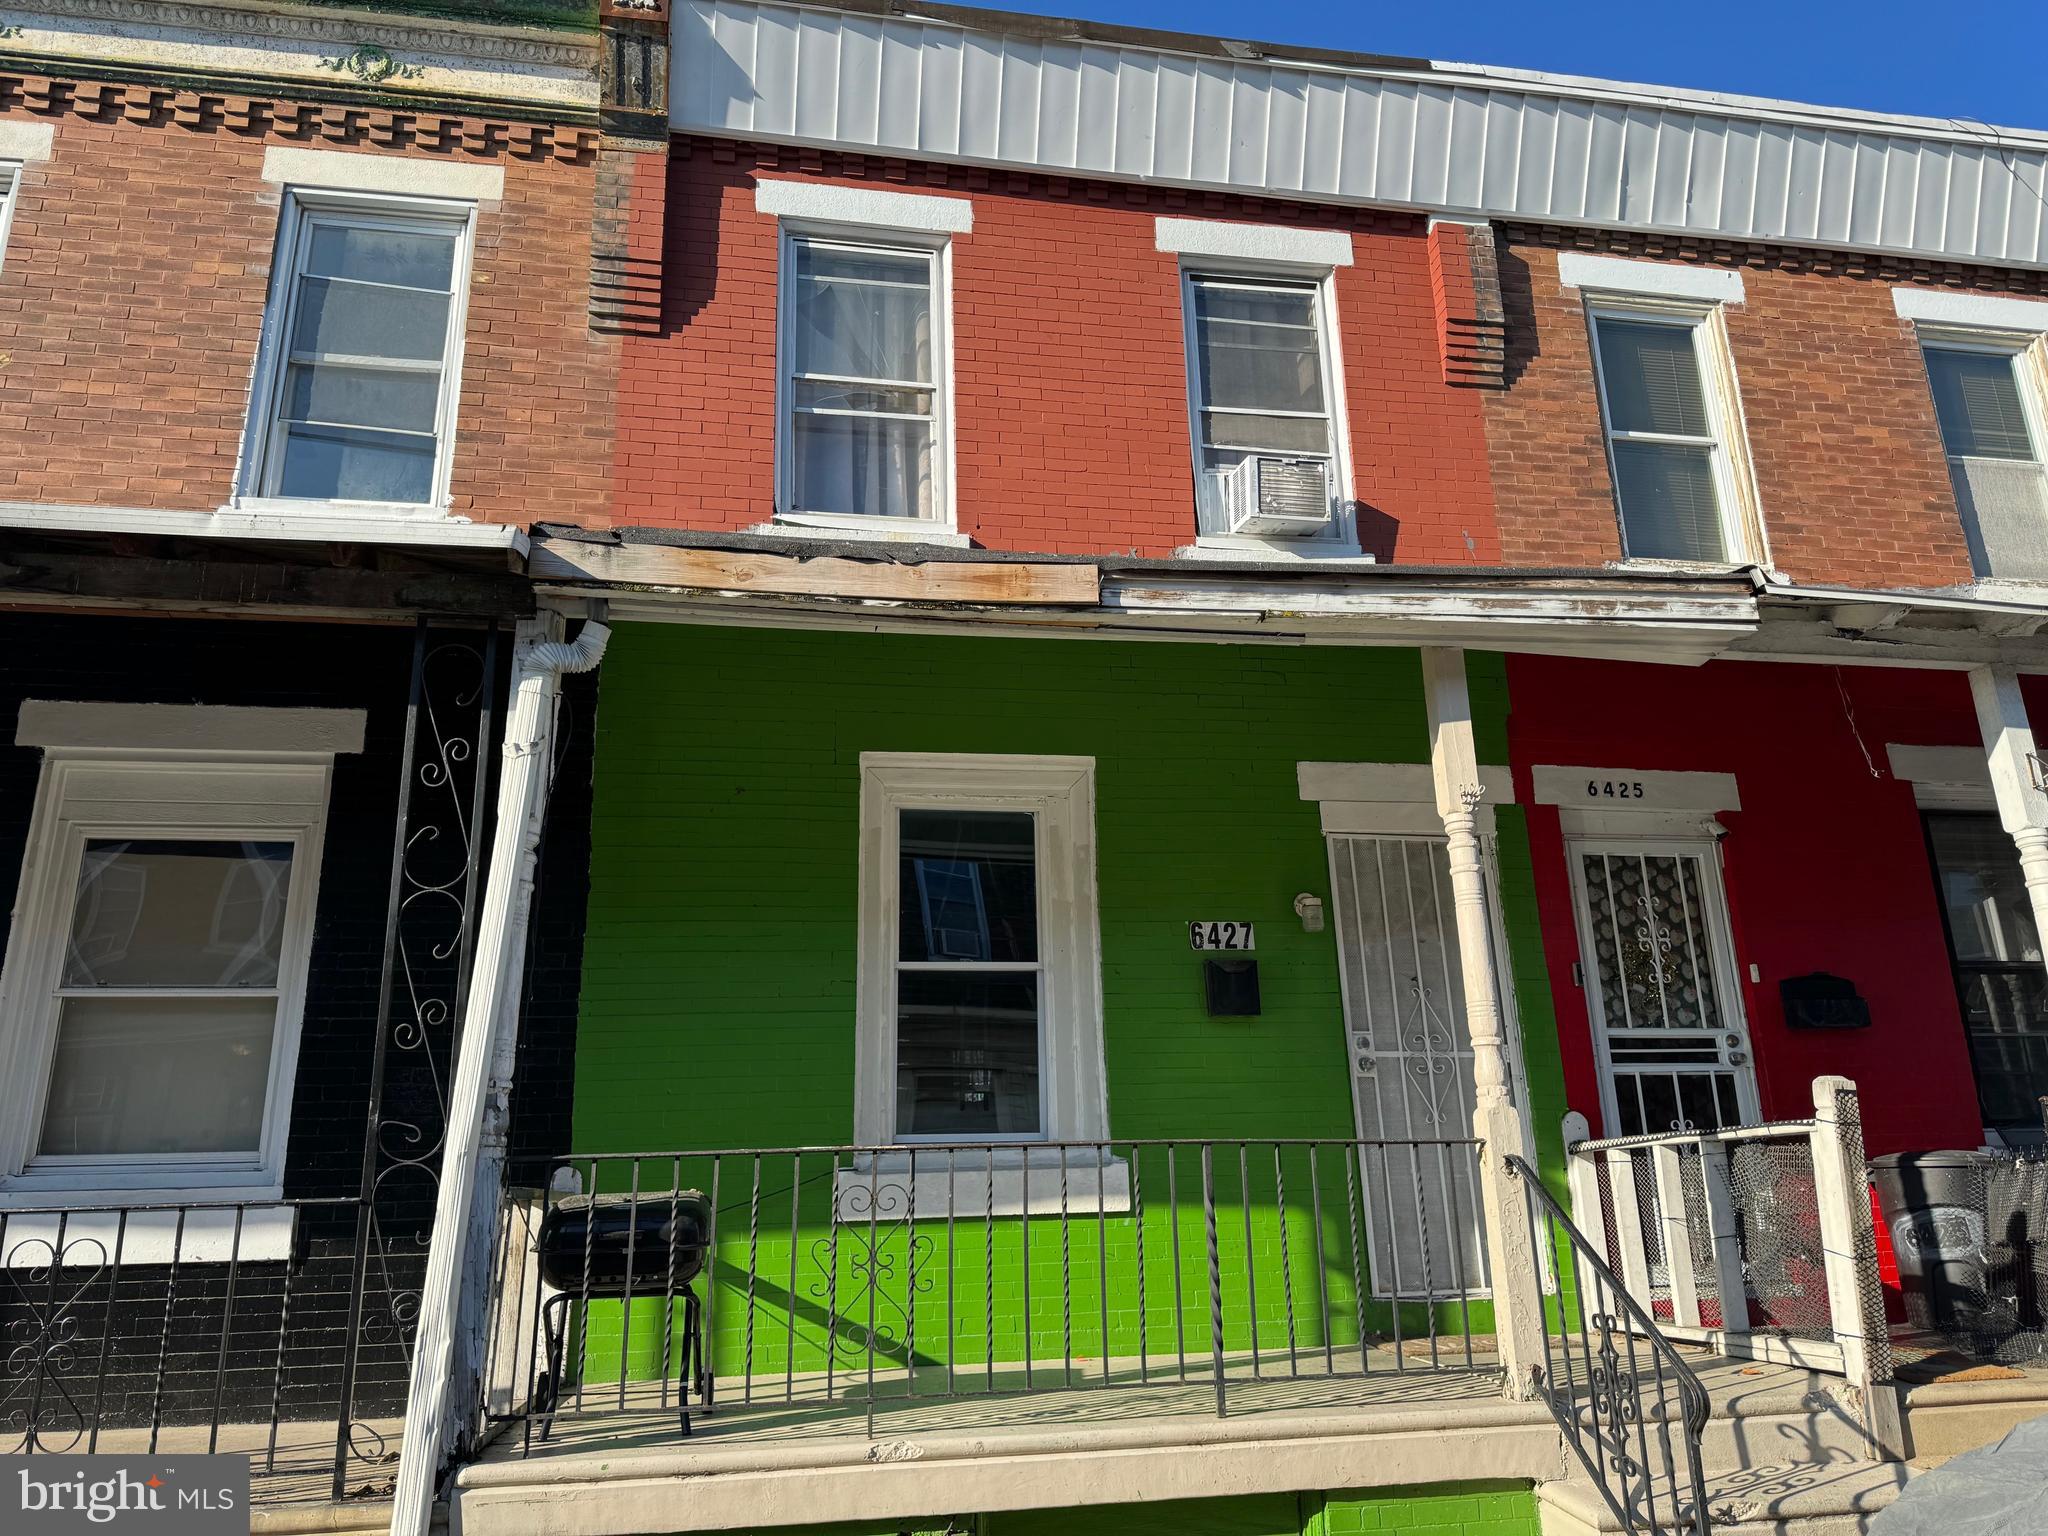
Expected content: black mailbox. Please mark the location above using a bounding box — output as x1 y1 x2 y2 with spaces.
1779 972 1871 1030
1204 957 1260 1017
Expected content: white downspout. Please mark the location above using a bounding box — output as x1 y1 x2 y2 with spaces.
388 607 610 1536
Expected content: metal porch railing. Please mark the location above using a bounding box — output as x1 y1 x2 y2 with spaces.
477 1136 1495 1448
1562 1075 1900 1456
0 1195 424 1504
1510 1153 1711 1536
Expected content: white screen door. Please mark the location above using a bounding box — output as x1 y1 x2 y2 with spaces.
1569 839 1757 1136
1326 833 1496 1297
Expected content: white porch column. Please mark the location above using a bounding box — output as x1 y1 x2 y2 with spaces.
1968 664 2048 972
388 610 611 1536
1420 646 1543 1397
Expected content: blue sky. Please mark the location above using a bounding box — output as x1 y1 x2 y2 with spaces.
989 0 2048 132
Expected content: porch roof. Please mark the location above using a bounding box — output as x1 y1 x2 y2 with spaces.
527 524 1763 665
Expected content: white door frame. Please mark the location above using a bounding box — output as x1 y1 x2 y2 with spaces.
1564 832 1760 1137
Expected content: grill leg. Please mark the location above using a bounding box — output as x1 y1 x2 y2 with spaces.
536 1293 572 1444
677 1291 702 1438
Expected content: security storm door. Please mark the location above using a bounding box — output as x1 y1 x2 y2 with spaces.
1569 839 1758 1137
1326 833 1493 1298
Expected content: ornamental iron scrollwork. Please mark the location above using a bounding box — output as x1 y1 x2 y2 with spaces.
808 1178 936 1366
1 1236 107 1454
336 625 499 1494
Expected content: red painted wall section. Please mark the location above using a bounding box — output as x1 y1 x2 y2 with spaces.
610 138 1502 562
1506 656 1985 1155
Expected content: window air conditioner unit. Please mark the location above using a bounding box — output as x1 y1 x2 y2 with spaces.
1209 457 1333 538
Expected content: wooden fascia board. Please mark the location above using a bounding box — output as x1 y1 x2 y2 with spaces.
528 538 1101 606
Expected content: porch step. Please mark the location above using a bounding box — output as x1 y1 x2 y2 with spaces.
1899 1373 2048 1466
1536 1460 1915 1536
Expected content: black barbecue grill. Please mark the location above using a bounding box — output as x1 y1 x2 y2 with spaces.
532 1189 713 1438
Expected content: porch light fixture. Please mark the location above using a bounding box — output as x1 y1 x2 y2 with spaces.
1293 892 1326 933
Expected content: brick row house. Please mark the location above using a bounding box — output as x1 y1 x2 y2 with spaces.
0 0 614 1512
4 2 2048 1535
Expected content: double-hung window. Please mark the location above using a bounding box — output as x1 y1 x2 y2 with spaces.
856 755 1105 1149
1920 339 2048 578
780 235 946 525
1183 273 1345 543
247 196 472 508
0 706 357 1207
1587 309 1743 563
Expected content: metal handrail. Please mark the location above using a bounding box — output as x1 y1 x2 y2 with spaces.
1507 1154 1710 1536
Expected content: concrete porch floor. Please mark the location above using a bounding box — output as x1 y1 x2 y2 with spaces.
18 1416 406 1533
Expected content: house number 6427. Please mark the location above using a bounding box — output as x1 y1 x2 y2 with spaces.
1586 779 1646 799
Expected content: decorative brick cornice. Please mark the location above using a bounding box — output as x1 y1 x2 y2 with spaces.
0 70 599 159
1501 221 2048 297
1 0 597 119
15 0 595 66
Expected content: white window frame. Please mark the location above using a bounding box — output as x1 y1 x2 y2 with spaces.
773 224 958 541
0 163 22 279
1582 295 1763 568
854 753 1105 1148
1910 323 2048 580
0 720 351 1210
1176 259 1361 558
233 186 477 517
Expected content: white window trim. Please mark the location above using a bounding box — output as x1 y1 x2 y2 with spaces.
1559 252 1746 305
1582 295 1766 569
1893 288 2048 334
1155 217 1354 268
260 145 505 202
854 752 1106 1149
1175 257 1362 559
0 713 357 1224
231 186 478 520
1907 320 2048 581
755 178 972 234
772 224 959 536
0 160 22 282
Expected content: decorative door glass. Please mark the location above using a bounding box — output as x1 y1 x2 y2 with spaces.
1576 844 1750 1136
1327 834 1491 1296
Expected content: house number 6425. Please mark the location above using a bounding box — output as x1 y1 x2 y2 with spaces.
1586 779 1647 799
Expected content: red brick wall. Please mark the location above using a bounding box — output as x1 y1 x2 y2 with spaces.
612 138 1501 562
0 102 612 528
1484 228 2048 586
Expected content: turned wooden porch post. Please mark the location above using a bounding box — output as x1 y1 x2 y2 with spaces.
1421 646 1544 1398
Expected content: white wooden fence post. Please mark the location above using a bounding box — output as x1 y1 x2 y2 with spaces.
1696 1137 1750 1345
1651 1145 1701 1329
1603 1149 1654 1312
1809 1075 1904 1461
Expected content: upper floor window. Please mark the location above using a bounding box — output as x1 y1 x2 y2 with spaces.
1921 340 2048 578
1183 272 1347 546
1588 310 1743 563
779 233 948 527
246 195 472 509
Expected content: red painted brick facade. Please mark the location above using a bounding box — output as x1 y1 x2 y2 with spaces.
1483 226 2048 587
610 137 1502 562
0 93 613 528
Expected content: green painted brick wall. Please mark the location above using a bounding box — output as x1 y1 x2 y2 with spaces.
650 1483 1540 1536
568 624 1564 1376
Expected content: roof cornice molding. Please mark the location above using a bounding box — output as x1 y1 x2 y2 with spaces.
5 0 598 114
673 0 2048 272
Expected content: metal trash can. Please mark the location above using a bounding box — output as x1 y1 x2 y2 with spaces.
1871 1150 2048 1361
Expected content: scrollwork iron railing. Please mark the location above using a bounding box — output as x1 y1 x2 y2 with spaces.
1507 1153 1710 1536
